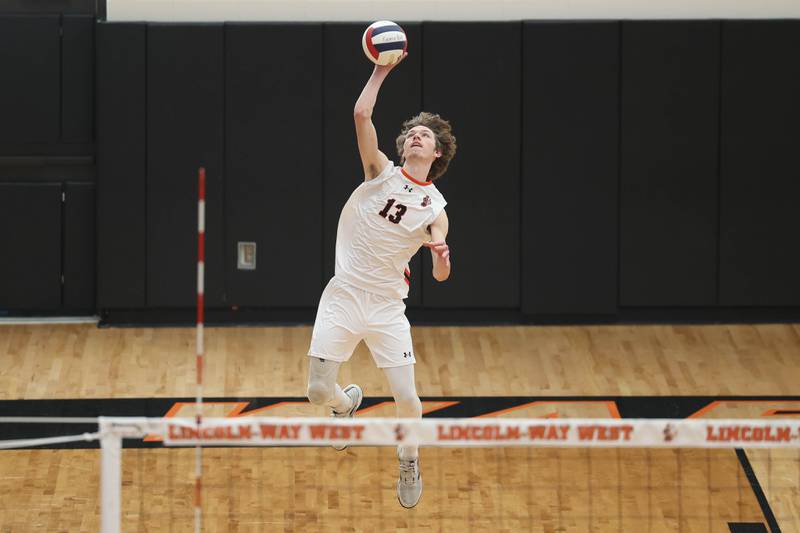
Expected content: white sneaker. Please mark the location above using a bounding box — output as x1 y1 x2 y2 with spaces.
397 457 423 508
331 384 362 451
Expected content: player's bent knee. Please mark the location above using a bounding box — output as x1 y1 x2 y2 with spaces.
307 382 334 405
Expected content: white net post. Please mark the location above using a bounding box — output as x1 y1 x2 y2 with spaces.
97 417 155 533
100 431 122 533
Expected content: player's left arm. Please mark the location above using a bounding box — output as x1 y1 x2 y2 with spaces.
423 210 450 282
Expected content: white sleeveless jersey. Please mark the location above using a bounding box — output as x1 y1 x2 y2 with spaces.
334 162 447 299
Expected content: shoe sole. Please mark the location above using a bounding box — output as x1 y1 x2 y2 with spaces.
332 384 363 451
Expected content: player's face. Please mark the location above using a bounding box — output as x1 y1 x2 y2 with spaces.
403 126 440 162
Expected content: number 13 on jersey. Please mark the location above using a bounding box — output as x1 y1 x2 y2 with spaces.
378 198 407 224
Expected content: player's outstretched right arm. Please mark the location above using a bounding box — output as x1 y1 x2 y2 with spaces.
353 54 406 181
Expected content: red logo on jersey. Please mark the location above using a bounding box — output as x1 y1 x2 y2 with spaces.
421 196 431 207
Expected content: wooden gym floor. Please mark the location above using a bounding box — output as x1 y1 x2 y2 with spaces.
0 323 798 532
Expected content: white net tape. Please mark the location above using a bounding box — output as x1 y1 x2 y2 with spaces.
96 417 800 449
2 417 799 450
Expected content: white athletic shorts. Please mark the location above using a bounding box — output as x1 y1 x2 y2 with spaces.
308 277 416 368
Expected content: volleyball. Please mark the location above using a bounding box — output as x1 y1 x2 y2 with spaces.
361 20 407 66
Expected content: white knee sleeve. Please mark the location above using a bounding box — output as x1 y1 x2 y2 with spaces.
306 357 341 406
307 381 334 405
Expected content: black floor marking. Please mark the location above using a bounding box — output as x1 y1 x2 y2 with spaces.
735 449 781 533
729 524 769 533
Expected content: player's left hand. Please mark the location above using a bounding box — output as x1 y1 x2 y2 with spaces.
423 240 450 267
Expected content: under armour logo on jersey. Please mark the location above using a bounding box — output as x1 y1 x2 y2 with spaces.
403 184 413 192
403 351 413 359
421 196 431 207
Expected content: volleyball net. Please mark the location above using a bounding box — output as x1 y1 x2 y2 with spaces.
0 415 799 532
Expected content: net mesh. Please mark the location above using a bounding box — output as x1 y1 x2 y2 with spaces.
116 447 798 532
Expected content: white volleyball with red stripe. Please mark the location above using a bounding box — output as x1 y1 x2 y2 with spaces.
361 20 407 66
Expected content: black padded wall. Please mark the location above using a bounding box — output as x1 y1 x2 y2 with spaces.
96 23 146 308
225 24 323 307
81 19 800 319
422 22 520 308
63 182 95 309
0 15 60 143
146 25 225 307
522 22 619 315
61 15 94 143
620 22 720 306
719 21 800 305
0 184 62 309
322 23 424 306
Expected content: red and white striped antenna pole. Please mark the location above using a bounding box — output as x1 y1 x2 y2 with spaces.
195 167 206 533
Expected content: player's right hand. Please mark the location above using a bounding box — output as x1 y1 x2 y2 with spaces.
375 52 408 74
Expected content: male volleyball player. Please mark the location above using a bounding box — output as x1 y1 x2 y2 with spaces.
306 53 456 509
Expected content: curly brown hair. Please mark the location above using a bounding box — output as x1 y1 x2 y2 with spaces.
395 112 457 181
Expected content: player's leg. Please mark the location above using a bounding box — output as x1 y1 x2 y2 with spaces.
307 279 364 416
364 297 423 508
383 364 423 459
306 357 354 414
307 279 366 450
382 363 423 507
